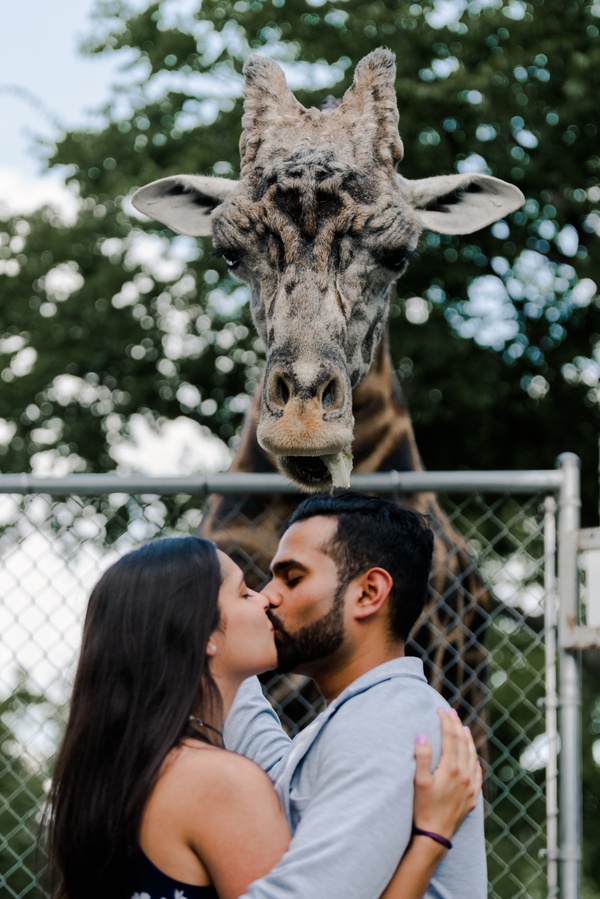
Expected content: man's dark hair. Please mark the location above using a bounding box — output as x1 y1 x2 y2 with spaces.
289 490 434 643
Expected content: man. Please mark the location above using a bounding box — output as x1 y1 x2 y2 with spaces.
224 491 486 898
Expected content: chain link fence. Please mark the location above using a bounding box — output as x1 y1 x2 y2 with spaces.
0 468 584 898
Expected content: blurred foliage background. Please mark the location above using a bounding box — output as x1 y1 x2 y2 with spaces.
1 0 600 520
1 0 600 894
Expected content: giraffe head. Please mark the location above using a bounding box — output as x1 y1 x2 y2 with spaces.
133 49 524 490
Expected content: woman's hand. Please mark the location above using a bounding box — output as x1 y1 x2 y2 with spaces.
378 709 482 899
412 708 482 841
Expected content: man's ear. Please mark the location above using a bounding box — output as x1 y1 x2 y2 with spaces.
351 568 393 620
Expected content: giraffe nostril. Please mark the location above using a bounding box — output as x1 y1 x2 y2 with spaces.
267 366 346 412
277 377 290 405
321 378 338 409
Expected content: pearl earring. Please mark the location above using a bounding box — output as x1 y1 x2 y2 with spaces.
208 643 217 653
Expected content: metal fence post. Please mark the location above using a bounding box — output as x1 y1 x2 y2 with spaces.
543 495 559 898
556 453 582 899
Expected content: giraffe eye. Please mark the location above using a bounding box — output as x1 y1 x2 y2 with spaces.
214 247 242 270
223 252 241 270
378 247 418 273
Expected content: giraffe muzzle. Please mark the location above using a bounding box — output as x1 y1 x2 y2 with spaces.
257 359 354 489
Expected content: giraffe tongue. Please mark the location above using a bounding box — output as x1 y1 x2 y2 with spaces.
322 447 353 489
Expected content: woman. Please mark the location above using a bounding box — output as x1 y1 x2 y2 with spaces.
45 536 481 899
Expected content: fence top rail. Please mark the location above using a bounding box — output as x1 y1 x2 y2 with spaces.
0 469 566 496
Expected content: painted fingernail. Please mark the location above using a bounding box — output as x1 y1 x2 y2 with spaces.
416 734 429 745
450 708 459 717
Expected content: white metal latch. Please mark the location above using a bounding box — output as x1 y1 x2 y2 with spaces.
559 526 600 648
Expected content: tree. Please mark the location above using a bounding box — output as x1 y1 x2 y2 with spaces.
1 0 599 519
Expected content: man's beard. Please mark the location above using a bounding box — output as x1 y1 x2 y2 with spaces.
268 582 346 674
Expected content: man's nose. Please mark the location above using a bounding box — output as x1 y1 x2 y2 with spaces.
261 581 282 607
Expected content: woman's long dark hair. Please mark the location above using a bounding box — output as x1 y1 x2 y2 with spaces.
44 536 222 899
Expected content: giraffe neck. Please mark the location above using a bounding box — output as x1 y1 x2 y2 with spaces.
351 331 423 475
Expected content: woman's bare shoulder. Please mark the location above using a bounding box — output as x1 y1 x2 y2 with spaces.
164 741 275 802
143 740 291 899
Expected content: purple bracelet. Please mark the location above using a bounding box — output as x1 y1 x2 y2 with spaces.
412 825 453 850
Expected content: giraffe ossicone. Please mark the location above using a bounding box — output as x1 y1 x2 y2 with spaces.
133 48 524 491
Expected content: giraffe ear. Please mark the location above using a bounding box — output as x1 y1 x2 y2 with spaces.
399 173 525 235
339 48 404 167
131 175 238 236
241 55 304 170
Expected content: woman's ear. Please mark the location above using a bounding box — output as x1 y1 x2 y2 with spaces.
352 568 393 620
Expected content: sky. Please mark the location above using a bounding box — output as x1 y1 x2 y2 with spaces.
0 2 232 717
0 3 112 717
0 0 228 705
0 0 233 476
0 0 119 204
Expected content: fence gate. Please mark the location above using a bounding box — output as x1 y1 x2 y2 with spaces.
0 455 588 898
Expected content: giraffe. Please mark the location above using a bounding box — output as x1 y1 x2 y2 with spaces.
132 48 524 752
197 334 490 747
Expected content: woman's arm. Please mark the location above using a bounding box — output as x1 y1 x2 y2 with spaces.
379 708 482 899
185 750 292 899
142 744 291 899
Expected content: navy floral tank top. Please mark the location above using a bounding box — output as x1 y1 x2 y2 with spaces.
129 847 218 899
